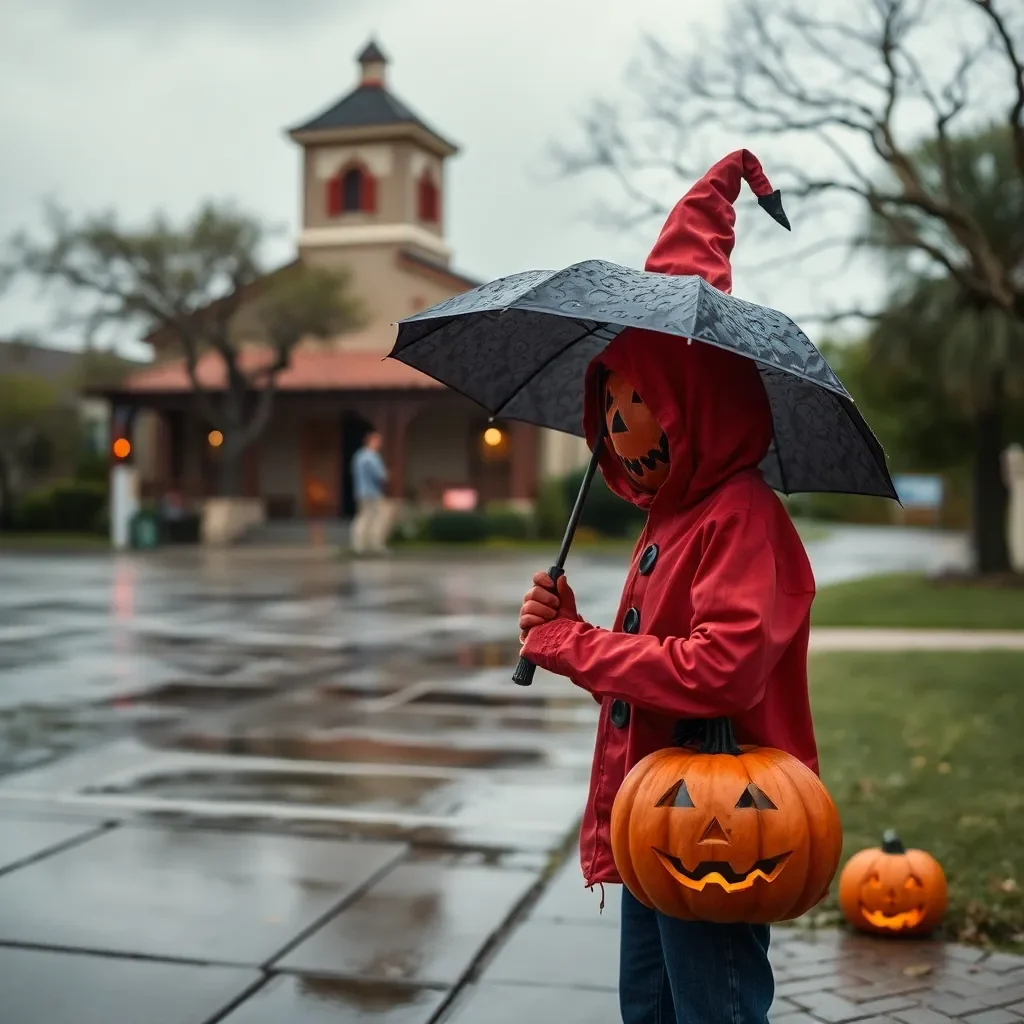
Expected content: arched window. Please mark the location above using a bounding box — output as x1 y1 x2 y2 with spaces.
417 172 439 223
325 163 377 217
342 168 363 211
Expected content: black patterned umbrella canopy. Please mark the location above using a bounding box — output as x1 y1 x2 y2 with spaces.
389 258 896 500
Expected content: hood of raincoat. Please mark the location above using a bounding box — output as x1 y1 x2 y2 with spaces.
583 329 773 512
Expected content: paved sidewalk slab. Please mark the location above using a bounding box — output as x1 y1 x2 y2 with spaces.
443 981 619 1022
278 862 541 987
0 815 104 873
481 918 619 991
529 858 618 928
0 825 406 965
810 628 1024 652
220 975 447 1024
0 946 258 1024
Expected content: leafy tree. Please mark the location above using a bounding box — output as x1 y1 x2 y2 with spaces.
0 373 77 526
3 203 364 496
560 0 1024 573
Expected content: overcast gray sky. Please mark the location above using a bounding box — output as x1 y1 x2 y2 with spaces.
1 0 890 357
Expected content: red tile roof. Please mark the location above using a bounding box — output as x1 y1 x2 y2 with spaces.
120 346 443 394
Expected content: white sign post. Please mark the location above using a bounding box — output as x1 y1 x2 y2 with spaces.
1003 444 1024 573
110 463 139 551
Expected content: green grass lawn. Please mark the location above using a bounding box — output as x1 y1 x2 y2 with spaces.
0 532 109 551
809 650 1024 949
812 573 1024 630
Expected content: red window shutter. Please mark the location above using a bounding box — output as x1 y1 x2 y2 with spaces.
416 176 429 221
326 176 341 217
361 171 377 213
417 175 439 223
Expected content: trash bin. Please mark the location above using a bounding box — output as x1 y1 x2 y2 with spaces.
130 510 161 550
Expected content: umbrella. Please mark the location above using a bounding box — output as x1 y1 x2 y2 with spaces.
389 260 895 501
387 151 897 686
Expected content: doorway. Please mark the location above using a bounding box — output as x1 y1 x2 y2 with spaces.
340 412 375 519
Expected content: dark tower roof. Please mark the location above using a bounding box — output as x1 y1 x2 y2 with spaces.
288 39 457 154
357 39 388 65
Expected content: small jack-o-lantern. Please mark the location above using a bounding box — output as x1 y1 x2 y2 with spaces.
603 370 670 491
611 718 843 923
838 831 947 937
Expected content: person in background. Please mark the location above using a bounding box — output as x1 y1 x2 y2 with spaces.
350 429 390 555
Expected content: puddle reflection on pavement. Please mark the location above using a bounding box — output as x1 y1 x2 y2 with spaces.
0 533 965 854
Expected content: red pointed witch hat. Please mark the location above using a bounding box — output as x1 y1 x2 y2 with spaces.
644 149 790 293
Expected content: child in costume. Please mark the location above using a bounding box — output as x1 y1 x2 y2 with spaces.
518 151 818 1024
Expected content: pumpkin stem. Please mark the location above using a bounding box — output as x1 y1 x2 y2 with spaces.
881 829 906 854
698 718 742 756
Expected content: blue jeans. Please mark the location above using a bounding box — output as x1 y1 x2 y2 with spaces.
619 888 773 1024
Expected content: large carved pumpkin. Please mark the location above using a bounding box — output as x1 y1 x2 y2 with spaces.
838 831 947 937
604 370 670 491
611 718 843 923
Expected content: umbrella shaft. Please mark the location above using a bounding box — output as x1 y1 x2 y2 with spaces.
512 422 606 688
555 428 604 569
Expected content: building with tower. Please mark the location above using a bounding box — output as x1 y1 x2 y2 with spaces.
107 41 587 526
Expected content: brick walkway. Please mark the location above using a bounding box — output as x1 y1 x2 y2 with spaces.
770 929 1024 1023
460 858 1024 1024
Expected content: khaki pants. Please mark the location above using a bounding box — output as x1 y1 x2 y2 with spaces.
351 496 390 553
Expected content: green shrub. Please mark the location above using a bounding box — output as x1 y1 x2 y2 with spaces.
533 477 569 540
14 490 55 531
786 491 892 525
483 507 533 539
15 480 108 533
423 510 489 543
561 467 645 538
75 450 109 484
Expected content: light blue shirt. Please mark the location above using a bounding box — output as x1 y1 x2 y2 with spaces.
351 446 388 501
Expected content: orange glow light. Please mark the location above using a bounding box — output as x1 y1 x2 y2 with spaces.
208 430 224 448
112 438 131 459
483 427 503 447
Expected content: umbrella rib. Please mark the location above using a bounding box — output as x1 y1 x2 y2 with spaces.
490 321 606 418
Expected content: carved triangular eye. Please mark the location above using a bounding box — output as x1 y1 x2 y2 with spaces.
611 410 628 434
631 390 642 403
735 783 777 810
657 779 695 808
605 390 614 412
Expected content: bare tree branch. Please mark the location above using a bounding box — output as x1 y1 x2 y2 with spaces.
553 0 1024 322
970 0 1024 174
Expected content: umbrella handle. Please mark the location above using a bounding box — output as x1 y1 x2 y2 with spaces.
512 566 564 687
511 418 607 687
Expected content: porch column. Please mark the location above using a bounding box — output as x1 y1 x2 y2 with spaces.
155 411 173 494
510 421 538 502
384 398 424 501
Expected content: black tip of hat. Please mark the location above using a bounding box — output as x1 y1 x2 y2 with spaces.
757 190 791 231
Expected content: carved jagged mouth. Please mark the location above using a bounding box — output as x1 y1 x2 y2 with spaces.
619 432 669 477
859 906 926 930
654 849 791 893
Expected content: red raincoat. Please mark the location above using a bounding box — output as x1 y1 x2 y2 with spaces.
521 327 819 888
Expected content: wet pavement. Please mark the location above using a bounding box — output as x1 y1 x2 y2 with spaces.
1 526 1008 1024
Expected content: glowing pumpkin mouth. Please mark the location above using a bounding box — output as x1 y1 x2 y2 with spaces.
618 432 669 478
654 849 791 892
859 905 926 930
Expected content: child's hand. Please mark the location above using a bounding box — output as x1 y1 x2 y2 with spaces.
519 571 579 641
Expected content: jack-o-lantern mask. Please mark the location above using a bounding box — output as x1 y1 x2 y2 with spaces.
610 718 842 924
838 831 947 937
603 370 670 491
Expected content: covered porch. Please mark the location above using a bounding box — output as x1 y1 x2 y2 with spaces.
107 349 539 522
